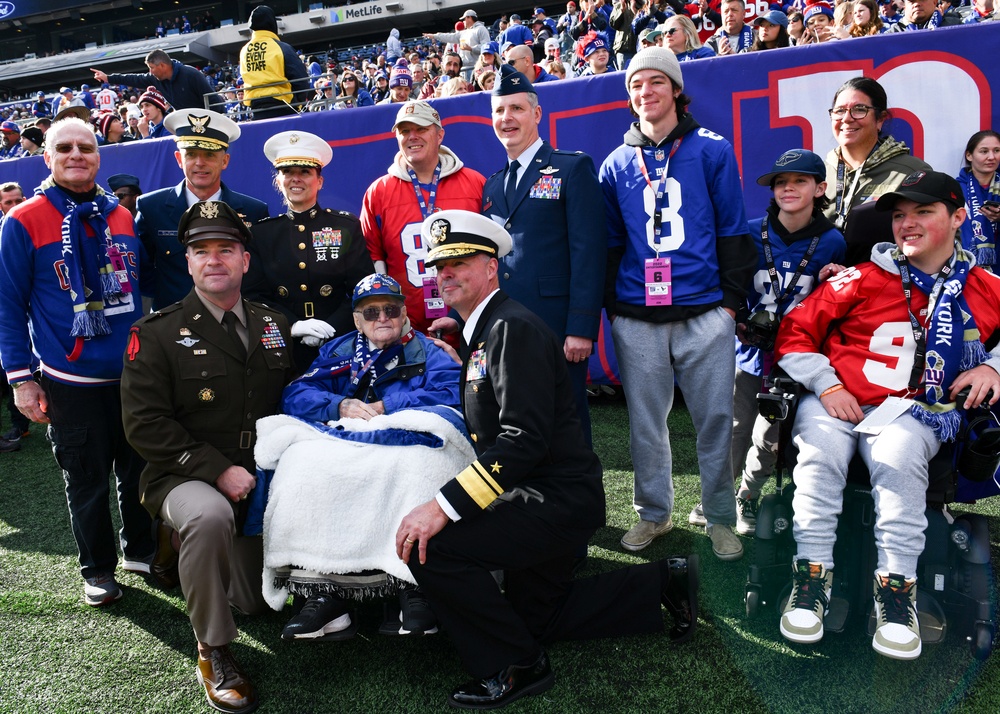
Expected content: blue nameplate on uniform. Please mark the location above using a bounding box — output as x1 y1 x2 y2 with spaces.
466 348 487 381
261 322 286 349
530 176 562 200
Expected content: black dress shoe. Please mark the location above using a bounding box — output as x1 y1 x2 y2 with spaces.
661 554 699 643
150 518 179 590
281 593 356 641
196 645 258 713
448 651 555 710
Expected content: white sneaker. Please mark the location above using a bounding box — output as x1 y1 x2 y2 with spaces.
872 573 922 660
688 503 706 527
780 560 832 644
620 518 674 552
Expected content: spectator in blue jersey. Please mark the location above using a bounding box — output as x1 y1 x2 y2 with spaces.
336 69 374 108
751 10 792 50
499 13 536 47
888 0 962 29
731 150 845 536
31 91 51 118
0 117 154 607
663 14 716 61
0 122 24 160
706 0 755 54
79 84 97 110
600 47 756 560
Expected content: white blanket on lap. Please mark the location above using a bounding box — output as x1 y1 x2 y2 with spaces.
254 408 475 611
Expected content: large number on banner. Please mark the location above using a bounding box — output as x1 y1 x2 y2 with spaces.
643 178 685 252
862 321 915 390
776 60 983 173
399 222 435 288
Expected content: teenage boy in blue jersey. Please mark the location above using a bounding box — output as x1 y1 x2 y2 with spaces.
731 149 846 536
600 46 756 561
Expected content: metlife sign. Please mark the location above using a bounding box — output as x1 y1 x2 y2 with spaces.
328 2 392 24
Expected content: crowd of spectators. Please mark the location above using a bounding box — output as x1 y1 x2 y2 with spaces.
0 0 996 156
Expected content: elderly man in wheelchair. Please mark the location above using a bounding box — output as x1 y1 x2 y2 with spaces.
771 171 1000 660
246 273 469 641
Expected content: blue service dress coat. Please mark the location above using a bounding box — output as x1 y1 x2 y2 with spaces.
136 181 269 310
481 141 607 344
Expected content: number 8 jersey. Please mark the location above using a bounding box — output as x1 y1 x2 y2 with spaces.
600 116 751 317
776 243 1000 407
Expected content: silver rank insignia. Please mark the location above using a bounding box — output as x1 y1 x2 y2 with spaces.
429 219 449 244
539 166 559 175
176 337 200 348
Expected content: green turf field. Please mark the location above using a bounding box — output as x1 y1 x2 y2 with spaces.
2 400 999 713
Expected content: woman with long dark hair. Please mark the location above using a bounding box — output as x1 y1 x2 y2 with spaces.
958 130 1000 271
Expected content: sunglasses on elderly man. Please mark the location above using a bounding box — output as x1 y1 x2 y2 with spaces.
355 304 403 321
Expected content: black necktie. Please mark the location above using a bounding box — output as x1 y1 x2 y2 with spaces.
222 311 247 360
505 159 520 209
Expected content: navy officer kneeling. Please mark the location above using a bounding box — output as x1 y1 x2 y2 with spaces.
396 209 700 710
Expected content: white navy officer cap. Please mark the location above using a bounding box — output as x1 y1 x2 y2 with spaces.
423 210 512 267
263 131 333 169
165 108 240 152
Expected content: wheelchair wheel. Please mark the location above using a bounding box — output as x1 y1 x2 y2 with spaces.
746 586 761 618
973 623 994 661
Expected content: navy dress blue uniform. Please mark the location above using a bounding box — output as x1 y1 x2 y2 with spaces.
400 212 694 702
135 109 269 311
481 139 607 441
408 291 666 678
137 182 268 310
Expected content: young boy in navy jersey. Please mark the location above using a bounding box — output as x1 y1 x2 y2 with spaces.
731 149 846 535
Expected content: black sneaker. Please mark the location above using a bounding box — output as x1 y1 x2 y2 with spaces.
400 588 438 634
2 426 28 442
736 494 759 536
0 437 21 453
281 593 356 641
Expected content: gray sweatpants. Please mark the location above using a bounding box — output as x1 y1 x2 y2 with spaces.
612 308 738 526
790 394 939 578
732 367 779 497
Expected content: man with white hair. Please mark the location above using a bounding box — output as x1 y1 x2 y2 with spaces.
0 118 154 607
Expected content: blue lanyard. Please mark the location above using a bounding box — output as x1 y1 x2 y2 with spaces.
406 163 442 220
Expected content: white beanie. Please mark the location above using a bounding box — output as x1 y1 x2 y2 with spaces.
625 46 684 92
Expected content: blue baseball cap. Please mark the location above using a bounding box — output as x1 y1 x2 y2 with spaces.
753 10 789 28
352 274 405 307
492 64 536 96
481 41 499 56
756 149 826 186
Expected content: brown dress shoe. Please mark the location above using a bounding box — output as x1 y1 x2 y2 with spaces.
196 646 258 713
150 518 179 590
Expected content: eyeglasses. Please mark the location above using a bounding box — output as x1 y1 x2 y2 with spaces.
355 304 403 321
53 142 98 154
342 76 356 82
114 191 138 200
664 27 679 35
828 104 875 120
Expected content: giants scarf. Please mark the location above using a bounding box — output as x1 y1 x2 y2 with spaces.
904 247 989 441
37 179 124 355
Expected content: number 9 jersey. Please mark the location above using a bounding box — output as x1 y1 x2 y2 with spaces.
776 243 1000 407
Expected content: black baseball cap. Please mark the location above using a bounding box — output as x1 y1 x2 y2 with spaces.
876 170 965 211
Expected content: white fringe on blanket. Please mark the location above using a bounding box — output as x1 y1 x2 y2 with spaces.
254 408 475 611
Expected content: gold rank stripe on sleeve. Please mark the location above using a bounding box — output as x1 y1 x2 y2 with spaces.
456 460 504 509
